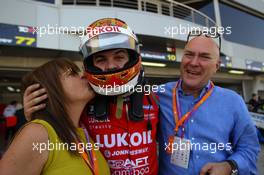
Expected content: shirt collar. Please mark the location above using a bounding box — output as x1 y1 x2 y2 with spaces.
177 79 211 99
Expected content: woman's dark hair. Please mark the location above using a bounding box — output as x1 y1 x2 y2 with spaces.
21 58 82 155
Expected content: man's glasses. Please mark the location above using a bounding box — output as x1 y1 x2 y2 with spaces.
187 30 221 53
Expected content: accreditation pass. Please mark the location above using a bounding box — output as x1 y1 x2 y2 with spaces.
170 136 191 169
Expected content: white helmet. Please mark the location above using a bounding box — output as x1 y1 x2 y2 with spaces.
79 18 142 96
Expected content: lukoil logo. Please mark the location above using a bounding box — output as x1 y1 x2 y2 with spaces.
96 131 153 148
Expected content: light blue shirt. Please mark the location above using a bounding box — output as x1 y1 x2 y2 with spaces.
157 80 260 175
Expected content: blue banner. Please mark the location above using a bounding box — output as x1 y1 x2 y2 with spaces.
0 23 37 47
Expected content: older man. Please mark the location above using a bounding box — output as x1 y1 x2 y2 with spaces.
158 32 260 175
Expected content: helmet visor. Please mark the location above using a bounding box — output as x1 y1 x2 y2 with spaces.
81 33 139 59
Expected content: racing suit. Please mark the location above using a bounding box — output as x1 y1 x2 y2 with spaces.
82 94 159 175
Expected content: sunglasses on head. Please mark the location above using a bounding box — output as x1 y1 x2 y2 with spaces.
187 30 221 52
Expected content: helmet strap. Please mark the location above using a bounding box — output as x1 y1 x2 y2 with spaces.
93 95 108 120
128 68 145 121
115 96 124 119
128 90 144 121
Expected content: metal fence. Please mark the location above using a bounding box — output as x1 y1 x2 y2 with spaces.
62 0 216 28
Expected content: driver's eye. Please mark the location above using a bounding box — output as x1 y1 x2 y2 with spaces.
115 55 125 60
94 57 106 64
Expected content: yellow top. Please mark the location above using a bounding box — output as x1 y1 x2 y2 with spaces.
31 119 110 175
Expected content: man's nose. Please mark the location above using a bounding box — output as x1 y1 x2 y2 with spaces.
105 61 119 71
189 55 199 66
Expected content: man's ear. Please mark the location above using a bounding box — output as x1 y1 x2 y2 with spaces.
216 59 221 71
